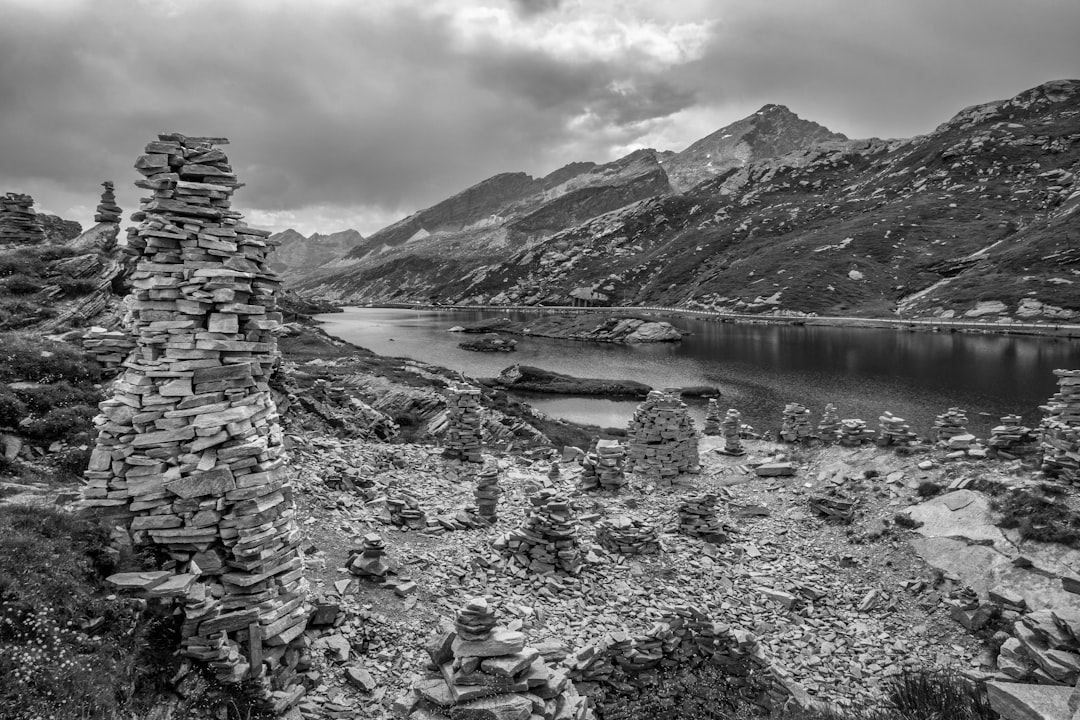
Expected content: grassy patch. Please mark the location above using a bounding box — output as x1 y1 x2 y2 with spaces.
0 333 103 385
916 480 943 498
990 486 1080 547
782 671 997 720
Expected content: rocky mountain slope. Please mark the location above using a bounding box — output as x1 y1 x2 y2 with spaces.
300 79 1080 322
268 227 364 281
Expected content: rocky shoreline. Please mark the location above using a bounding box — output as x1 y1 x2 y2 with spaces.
452 313 686 344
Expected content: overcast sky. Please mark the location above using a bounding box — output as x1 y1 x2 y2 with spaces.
1 0 1077 236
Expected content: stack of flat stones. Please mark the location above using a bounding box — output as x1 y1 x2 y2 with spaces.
988 415 1039 458
82 327 137 373
877 412 919 446
578 439 626 491
496 489 583 575
0 191 46 245
349 533 390 581
397 597 591 720
780 403 813 442
1041 369 1080 484
718 408 745 456
547 462 560 482
94 180 122 223
473 464 501 523
817 403 841 442
387 493 427 529
626 389 700 483
839 419 875 446
443 384 483 463
932 407 970 444
677 493 727 543
79 134 307 699
703 398 722 436
595 516 660 555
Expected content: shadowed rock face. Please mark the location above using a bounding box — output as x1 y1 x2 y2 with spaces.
267 227 364 280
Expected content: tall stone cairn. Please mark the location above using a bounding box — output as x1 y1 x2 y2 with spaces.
81 134 308 694
578 438 627 491
677 493 727 543
474 464 502 523
780 402 813 442
932 408 969 444
1041 369 1080 483
703 398 722 435
626 389 700 481
396 596 592 720
444 383 483 462
495 489 583 574
988 414 1039 457
718 408 745 456
0 191 47 245
817 403 841 442
94 180 123 223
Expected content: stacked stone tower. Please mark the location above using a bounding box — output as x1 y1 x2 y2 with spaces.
626 389 700 481
0 192 46 245
81 134 307 696
94 180 123 223
1041 369 1080 483
443 384 484 462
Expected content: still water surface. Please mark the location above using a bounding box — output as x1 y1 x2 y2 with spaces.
316 308 1078 437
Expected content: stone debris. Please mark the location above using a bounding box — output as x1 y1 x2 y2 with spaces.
81 134 307 700
718 408 746 456
677 492 729 543
626 389 700 482
0 191 46 245
1040 369 1080 484
932 407 970 444
780 403 813 442
94 180 123 223
839 419 875 446
595 516 660 555
386 493 427 529
988 414 1039 458
703 398 722 436
495 489 583 575
443 384 484 463
817 403 841 443
349 533 391 581
473 464 502 523
578 439 626 491
809 490 856 523
876 412 919 446
396 597 593 720
995 609 1080 686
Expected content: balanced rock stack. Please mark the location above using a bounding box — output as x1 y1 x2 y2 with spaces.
495 489 583 575
473 464 502 523
877 412 919 446
839 418 875 446
817 403 841 442
443 384 483 463
703 398 722 436
1041 369 1080 483
397 597 592 720
94 180 122 223
626 389 700 482
780 403 813 442
349 533 390 581
80 134 307 695
988 415 1039 457
932 407 972 447
718 408 746 456
547 461 560 482
677 493 728 543
595 516 660 555
578 439 626 491
0 192 47 245
387 493 427 529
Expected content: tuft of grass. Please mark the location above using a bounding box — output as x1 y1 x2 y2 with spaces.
916 481 943 498
0 333 103 385
991 488 1080 547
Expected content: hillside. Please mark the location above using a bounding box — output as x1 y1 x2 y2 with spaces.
302 79 1080 322
268 227 364 281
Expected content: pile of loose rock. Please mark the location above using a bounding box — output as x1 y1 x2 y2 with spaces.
817 403 841 442
495 489 583 575
703 398 722 436
386 493 427 529
0 191 46 245
988 414 1039 457
626 389 700 482
473 464 501 523
94 180 122 223
1041 369 1080 483
809 490 856 523
396 597 592 720
81 134 307 702
877 412 919 446
578 439 626 491
995 608 1080 686
780 403 813 442
443 384 484 463
595 516 660 555
677 492 728 543
839 419 875 446
718 408 746 456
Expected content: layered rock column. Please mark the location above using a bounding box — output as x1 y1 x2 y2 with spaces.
719 408 746 456
817 403 841 442
626 389 700 481
1041 369 1080 483
81 134 307 689
703 398 722 435
443 384 484 462
0 191 46 245
780 403 813 442
94 180 122 223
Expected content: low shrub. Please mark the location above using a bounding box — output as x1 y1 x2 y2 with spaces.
0 274 42 296
991 487 1080 548
20 405 97 442
0 333 102 385
0 388 27 428
57 278 101 297
49 446 92 480
15 381 103 414
916 480 943 498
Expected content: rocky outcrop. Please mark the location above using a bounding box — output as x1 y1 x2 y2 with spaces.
267 227 364 281
462 314 684 344
485 364 651 397
0 192 46 245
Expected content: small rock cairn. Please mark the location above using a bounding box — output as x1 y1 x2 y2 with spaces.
677 493 728 543
397 597 591 720
94 180 122 223
443 384 483 462
718 408 746 456
1041 369 1080 483
82 134 307 698
596 516 660 555
626 389 700 482
988 414 1038 457
839 418 875 446
817 403 841 442
578 439 626 491
473 464 501 523
496 489 583 574
932 407 969 444
387 492 427 529
349 533 389 581
780 402 813 442
877 412 919 446
703 398 722 435
547 461 560 482
0 192 46 245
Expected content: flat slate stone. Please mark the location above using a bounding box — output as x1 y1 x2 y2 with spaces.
453 694 532 720
452 628 526 658
986 680 1072 720
106 571 172 591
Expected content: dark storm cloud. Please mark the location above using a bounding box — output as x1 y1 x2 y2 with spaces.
509 0 562 17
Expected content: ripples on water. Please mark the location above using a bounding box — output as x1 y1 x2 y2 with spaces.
316 308 1078 437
